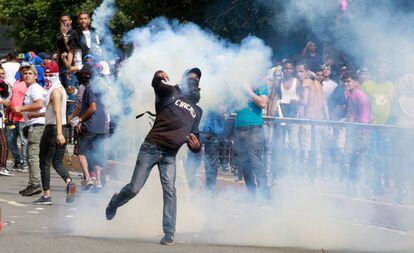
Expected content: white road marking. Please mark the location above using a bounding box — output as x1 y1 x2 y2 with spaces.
65 215 75 218
0 198 27 207
35 207 44 210
26 211 39 214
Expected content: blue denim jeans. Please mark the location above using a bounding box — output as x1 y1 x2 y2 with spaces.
234 126 269 199
204 135 221 192
59 67 78 116
6 122 28 165
110 140 178 235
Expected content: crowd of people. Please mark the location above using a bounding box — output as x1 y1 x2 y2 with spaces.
0 9 414 246
186 41 414 203
0 12 112 205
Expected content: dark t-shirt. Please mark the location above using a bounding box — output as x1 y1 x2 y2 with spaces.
73 29 99 60
56 28 77 67
305 53 323 72
328 83 347 120
81 85 108 134
146 72 203 151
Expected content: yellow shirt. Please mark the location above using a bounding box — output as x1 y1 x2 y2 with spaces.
361 80 395 124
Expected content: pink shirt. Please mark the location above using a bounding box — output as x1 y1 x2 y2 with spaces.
345 87 373 123
10 81 27 123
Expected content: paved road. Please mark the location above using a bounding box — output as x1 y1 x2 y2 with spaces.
0 171 413 253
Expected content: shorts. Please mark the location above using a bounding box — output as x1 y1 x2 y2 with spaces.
75 132 107 168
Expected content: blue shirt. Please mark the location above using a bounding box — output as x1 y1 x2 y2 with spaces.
235 85 268 127
202 111 225 135
81 85 108 134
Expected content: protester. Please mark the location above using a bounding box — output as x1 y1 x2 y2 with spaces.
2 51 20 86
300 41 323 72
361 62 396 193
0 67 12 176
6 65 29 172
33 61 76 205
343 71 373 196
75 64 108 190
233 77 270 199
296 62 329 180
106 68 203 245
13 64 46 197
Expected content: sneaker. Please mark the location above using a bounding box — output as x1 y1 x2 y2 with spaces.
33 196 52 205
105 194 118 221
22 184 42 197
17 164 29 173
82 179 94 191
81 179 94 191
11 161 20 171
0 168 14 177
66 181 76 203
92 183 102 193
160 233 174 245
19 185 31 195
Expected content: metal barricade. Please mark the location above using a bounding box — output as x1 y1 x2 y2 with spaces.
224 113 414 203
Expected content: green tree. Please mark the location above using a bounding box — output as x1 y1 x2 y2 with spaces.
0 0 297 54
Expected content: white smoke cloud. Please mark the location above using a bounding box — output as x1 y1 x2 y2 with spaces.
65 1 414 252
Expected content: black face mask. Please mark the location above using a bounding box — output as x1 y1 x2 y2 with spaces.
182 78 200 104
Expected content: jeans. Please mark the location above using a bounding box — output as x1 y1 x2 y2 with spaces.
343 128 371 195
39 125 70 191
234 126 269 198
271 123 301 179
185 149 201 189
369 130 391 192
0 129 7 168
204 135 221 192
6 122 28 165
59 67 78 116
109 140 178 235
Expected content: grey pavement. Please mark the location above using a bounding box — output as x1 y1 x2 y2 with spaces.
0 171 412 253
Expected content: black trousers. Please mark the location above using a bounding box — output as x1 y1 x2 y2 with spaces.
39 125 70 191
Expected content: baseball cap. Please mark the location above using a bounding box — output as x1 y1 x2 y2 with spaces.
187 67 202 79
44 61 59 74
38 52 50 60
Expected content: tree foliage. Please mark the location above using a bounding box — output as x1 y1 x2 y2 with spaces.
0 0 295 53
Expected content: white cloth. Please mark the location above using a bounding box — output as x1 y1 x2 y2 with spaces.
43 82 68 125
99 60 111 76
280 78 300 104
73 49 83 69
2 62 20 86
0 86 12 129
322 79 338 101
83 30 91 49
23 83 45 126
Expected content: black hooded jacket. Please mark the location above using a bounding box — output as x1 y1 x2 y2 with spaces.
146 71 203 152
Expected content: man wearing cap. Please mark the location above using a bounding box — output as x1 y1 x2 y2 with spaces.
75 63 108 190
13 64 46 197
105 68 203 246
33 61 76 205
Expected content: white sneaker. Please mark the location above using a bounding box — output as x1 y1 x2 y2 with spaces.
0 168 14 176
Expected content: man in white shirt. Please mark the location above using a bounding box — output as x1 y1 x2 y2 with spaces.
321 64 338 102
2 51 20 86
13 65 46 197
63 12 100 72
